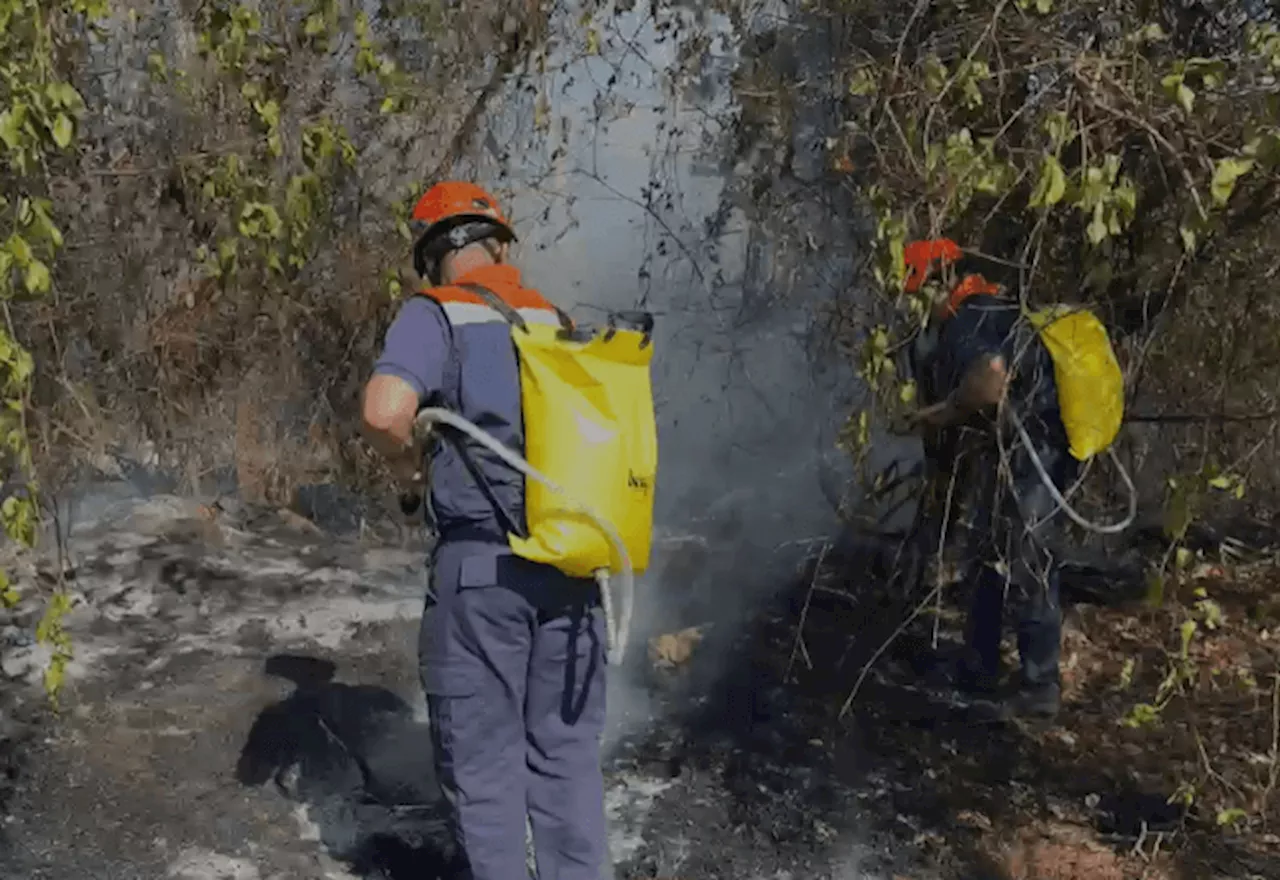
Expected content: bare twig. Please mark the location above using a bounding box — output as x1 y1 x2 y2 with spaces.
786 542 829 681
1086 89 1208 220
1267 673 1280 803
891 0 932 85
921 0 1011 155
839 467 960 719
838 581 945 720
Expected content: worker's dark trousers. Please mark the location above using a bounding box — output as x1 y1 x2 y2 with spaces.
419 540 608 880
961 437 1078 691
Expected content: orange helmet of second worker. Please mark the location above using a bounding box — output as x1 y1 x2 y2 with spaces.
902 238 962 294
902 238 1002 319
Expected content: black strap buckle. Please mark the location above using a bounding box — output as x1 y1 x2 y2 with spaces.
604 310 655 348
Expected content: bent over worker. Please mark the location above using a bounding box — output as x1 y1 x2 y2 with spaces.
907 240 1078 720
360 181 608 879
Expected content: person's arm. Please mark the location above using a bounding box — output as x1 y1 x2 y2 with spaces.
361 376 423 483
913 307 1012 429
361 298 448 484
913 354 1008 429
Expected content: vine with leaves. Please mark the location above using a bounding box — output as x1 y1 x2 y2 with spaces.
0 0 111 702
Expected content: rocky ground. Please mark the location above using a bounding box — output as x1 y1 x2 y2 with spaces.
2 488 1279 880
0 490 904 880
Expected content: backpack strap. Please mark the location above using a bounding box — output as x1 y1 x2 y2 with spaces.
458 282 527 331
457 282 575 334
415 285 529 541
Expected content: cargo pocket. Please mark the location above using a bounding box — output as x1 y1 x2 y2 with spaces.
421 658 483 803
457 553 499 590
421 658 482 698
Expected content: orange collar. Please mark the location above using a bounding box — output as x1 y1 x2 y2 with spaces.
420 263 558 314
454 263 523 291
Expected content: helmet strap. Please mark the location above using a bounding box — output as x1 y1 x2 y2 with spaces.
414 219 510 283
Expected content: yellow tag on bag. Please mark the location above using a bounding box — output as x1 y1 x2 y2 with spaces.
1025 305 1124 461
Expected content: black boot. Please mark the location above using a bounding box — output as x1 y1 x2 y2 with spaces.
1003 680 1061 720
954 657 1000 698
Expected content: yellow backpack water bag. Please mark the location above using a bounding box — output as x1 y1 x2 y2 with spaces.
504 310 658 579
420 283 659 580
1024 304 1124 461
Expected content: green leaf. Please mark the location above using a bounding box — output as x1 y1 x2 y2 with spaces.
146 52 168 82
6 235 32 268
0 106 25 150
1186 57 1227 89
1029 154 1067 208
1136 23 1168 43
238 202 283 240
1162 73 1195 113
1043 111 1074 150
51 114 73 149
1216 808 1247 828
1180 618 1198 657
29 201 63 248
1178 224 1197 254
1121 703 1161 729
1210 157 1254 207
1086 203 1108 245
23 260 50 295
1164 477 1193 539
253 98 281 130
49 83 82 110
1113 177 1138 218
848 66 877 97
1118 658 1135 690
923 56 948 94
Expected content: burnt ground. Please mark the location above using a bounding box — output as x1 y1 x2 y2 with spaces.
1 493 1279 879
619 536 1280 880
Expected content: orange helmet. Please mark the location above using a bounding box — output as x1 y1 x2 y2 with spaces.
411 181 517 282
903 238 962 294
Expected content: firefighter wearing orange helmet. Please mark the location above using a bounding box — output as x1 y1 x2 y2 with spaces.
905 238 1077 721
361 181 609 879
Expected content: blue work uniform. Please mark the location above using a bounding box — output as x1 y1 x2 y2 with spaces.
930 294 1079 696
372 263 608 880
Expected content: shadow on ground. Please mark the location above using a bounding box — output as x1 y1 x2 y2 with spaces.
236 653 459 880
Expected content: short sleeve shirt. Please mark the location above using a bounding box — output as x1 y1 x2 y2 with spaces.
372 296 450 403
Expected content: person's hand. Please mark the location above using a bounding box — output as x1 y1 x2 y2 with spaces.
389 450 423 486
904 397 961 432
956 354 1009 410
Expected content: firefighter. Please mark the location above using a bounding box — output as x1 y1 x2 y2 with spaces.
361 182 609 879
906 239 1077 720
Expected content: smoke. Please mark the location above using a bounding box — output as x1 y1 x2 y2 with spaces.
457 1 862 748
